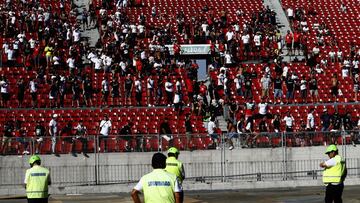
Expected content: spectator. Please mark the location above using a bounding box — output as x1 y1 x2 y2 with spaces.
111 76 120 106
331 74 339 102
207 116 220 149
309 75 319 103
134 77 142 106
173 90 183 114
272 114 281 133
101 77 110 107
285 30 293 55
29 78 38 108
75 120 89 157
243 74 253 100
49 114 59 156
82 75 94 107
34 121 46 154
0 76 10 108
1 120 14 155
49 78 58 108
16 78 25 108
234 74 244 96
321 109 332 132
285 74 295 104
300 75 308 103
119 122 134 151
260 74 271 99
226 119 238 150
159 118 173 147
353 74 359 102
124 74 133 106
147 75 155 106
256 97 271 119
60 121 77 157
99 114 112 152
273 74 283 103
283 111 295 133
71 77 81 108
165 78 174 106
184 114 193 150
306 108 315 131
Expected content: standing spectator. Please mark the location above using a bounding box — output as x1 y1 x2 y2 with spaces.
0 76 10 108
342 112 356 147
185 114 193 150
147 75 155 106
331 74 339 102
119 122 134 151
34 121 46 154
300 75 308 103
234 74 244 96
71 78 81 108
111 77 120 106
283 111 295 133
207 117 219 149
99 114 112 152
49 79 58 108
75 120 89 157
134 77 142 106
321 109 332 132
124 74 133 106
243 75 253 100
307 108 315 131
60 121 77 157
309 75 320 103
260 74 271 99
159 118 173 147
165 78 174 106
285 75 295 104
29 78 38 108
353 74 359 102
1 120 14 155
173 89 183 114
82 75 93 107
49 114 59 156
273 74 283 103
285 30 293 55
272 114 281 133
17 78 25 108
256 97 271 119
101 77 110 107
82 8 89 30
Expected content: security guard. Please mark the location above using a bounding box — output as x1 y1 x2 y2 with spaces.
24 155 51 203
165 147 185 203
320 144 346 203
131 153 182 203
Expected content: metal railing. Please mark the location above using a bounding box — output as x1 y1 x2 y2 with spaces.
0 130 359 187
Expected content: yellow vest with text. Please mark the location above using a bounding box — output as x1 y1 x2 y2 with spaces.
141 169 177 203
323 155 344 184
25 165 50 199
165 157 183 182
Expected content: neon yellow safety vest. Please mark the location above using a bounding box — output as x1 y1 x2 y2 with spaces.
165 157 183 183
323 155 344 184
141 169 177 203
25 165 50 199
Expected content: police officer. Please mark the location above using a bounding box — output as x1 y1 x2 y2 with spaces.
24 155 51 203
165 147 185 203
320 144 346 203
131 153 182 203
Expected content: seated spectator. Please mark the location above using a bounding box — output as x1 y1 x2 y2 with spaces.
75 120 89 157
60 121 76 157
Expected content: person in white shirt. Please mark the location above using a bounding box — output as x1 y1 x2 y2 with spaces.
226 29 234 42
287 7 294 22
29 78 38 108
67 57 76 72
283 111 295 132
234 74 244 96
173 89 182 113
254 32 261 51
208 117 219 149
147 75 154 106
0 76 10 107
49 114 59 156
134 77 142 106
300 75 308 103
328 50 336 62
242 33 250 54
307 108 315 131
101 77 110 107
165 78 174 106
73 28 81 42
99 114 112 152
260 74 271 98
224 51 232 65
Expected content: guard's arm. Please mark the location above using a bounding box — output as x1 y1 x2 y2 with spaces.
131 189 142 203
175 192 182 203
181 164 185 180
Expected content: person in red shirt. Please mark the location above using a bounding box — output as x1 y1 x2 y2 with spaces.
285 30 293 56
293 30 302 55
199 81 208 105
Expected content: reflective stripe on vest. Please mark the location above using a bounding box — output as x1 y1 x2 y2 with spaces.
165 157 183 182
141 169 176 203
323 155 343 184
26 166 50 199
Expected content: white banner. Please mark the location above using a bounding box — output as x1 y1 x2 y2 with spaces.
165 44 211 55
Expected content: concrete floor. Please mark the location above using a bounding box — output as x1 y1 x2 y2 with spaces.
2 186 360 203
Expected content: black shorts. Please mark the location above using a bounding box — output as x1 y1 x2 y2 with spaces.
27 198 48 203
1 93 10 101
294 42 300 49
331 87 338 96
286 43 292 49
31 92 37 101
72 93 80 100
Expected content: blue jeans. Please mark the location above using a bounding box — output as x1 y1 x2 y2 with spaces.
274 89 283 98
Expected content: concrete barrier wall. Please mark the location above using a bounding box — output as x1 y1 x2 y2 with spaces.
1 145 359 195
